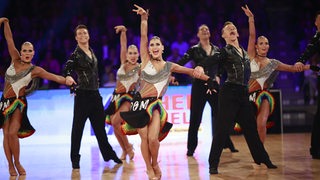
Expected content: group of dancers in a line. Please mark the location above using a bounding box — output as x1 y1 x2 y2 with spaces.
1 4 319 179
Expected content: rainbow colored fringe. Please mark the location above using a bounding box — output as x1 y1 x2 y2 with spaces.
234 90 276 132
121 99 170 141
2 98 35 138
105 94 133 125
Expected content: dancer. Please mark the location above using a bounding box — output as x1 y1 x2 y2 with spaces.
176 24 238 157
0 17 74 176
195 19 278 174
64 24 122 170
295 10 320 159
242 5 312 143
104 25 139 160
120 5 217 179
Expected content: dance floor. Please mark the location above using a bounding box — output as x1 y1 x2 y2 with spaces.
0 132 320 180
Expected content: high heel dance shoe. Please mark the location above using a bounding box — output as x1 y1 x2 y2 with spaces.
9 166 17 176
15 162 26 175
146 169 158 180
120 144 134 160
120 151 127 160
153 164 162 179
127 144 135 160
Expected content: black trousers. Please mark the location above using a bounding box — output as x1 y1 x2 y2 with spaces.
70 89 117 164
208 83 271 168
310 76 320 157
187 80 235 153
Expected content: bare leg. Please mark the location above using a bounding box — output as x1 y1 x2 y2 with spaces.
148 110 161 179
111 113 127 159
9 110 26 175
138 126 156 179
2 117 17 176
111 103 134 160
256 100 270 143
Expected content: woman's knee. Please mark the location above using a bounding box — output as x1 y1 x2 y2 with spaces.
138 130 148 141
148 135 159 145
7 129 18 138
111 120 121 129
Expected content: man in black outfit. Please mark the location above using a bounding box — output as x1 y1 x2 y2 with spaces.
295 11 320 160
196 20 277 174
64 24 122 169
176 24 238 157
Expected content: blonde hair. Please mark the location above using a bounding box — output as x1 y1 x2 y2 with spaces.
149 36 163 45
128 44 138 50
21 41 34 49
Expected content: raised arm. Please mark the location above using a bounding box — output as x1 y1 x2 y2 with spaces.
1 18 20 62
241 5 256 59
133 4 149 66
115 25 128 65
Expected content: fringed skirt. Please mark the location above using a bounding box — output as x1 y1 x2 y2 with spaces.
104 91 135 125
234 89 275 132
0 96 35 138
120 93 172 141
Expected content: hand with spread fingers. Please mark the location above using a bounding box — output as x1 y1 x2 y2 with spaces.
133 4 148 16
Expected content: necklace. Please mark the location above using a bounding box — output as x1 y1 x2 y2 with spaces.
19 59 31 64
151 58 161 62
257 54 267 58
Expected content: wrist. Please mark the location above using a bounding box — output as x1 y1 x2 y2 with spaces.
141 15 148 21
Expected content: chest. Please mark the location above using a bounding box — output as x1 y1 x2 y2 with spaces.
143 61 165 75
202 46 212 56
6 63 32 76
83 49 92 59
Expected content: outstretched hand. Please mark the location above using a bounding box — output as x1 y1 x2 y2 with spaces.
193 66 204 78
114 25 127 34
66 76 76 86
241 5 253 18
294 62 305 72
133 4 148 16
206 78 219 94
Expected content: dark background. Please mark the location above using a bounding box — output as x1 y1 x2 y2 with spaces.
0 0 319 91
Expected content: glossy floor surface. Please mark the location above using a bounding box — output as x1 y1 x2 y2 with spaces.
0 133 319 180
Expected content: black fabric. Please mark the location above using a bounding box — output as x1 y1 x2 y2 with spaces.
104 101 115 116
310 112 320 157
18 105 36 138
206 78 220 92
63 46 100 90
187 79 218 153
120 110 150 128
310 65 320 72
209 83 272 168
0 112 3 128
0 96 35 138
70 90 118 163
161 122 173 133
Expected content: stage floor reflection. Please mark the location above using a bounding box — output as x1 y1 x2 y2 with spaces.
1 133 320 180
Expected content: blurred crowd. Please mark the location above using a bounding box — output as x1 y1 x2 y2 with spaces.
0 0 319 96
